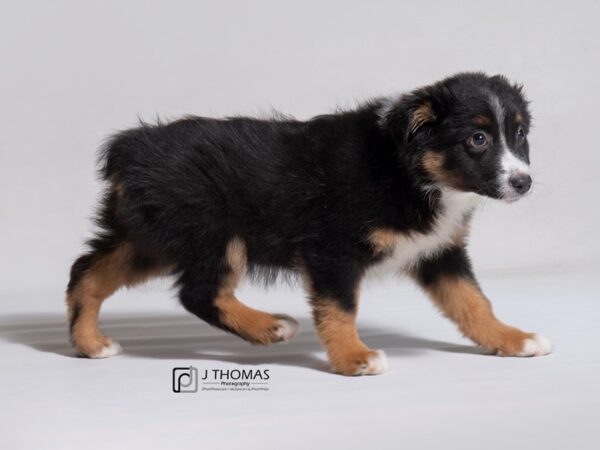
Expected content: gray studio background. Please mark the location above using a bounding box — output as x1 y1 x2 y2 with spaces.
1 0 598 295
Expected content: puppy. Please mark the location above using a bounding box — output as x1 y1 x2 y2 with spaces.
66 72 552 375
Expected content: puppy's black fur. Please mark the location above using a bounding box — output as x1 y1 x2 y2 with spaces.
67 72 548 374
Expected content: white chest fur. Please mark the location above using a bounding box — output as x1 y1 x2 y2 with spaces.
367 189 480 278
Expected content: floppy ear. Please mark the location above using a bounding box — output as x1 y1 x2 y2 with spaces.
382 87 446 145
383 95 437 145
408 101 437 136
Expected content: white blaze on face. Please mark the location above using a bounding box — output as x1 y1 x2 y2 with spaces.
489 94 531 202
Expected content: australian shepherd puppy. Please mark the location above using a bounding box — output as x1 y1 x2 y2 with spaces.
67 72 552 375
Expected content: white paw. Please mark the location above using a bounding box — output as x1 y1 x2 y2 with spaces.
90 340 123 358
517 334 553 357
273 315 300 342
356 350 389 375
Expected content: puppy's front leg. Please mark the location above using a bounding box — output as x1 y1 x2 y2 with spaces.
413 246 552 356
304 268 388 375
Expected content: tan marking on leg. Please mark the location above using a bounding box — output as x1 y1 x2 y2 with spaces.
224 237 247 288
368 228 398 254
312 299 385 375
423 276 533 355
215 238 298 344
303 275 386 376
422 150 463 189
215 294 297 344
67 243 167 357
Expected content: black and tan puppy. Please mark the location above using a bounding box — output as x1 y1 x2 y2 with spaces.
67 72 552 375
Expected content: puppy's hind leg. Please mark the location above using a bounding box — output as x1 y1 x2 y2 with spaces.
178 238 299 344
66 240 166 358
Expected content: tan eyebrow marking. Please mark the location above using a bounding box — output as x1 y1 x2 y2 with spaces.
515 112 523 124
474 115 491 126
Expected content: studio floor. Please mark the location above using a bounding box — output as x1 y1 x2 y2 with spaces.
1 268 599 450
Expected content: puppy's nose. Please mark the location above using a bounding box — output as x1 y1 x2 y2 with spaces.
509 173 532 194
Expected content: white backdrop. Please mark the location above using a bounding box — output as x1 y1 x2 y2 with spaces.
1 0 599 294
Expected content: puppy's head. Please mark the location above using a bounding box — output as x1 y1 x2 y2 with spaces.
383 73 532 202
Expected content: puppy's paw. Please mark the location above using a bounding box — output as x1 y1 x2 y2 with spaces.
331 349 389 376
76 336 122 359
514 334 553 357
359 350 389 375
271 314 300 343
496 332 552 357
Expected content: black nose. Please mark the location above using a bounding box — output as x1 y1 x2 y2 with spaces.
509 173 532 194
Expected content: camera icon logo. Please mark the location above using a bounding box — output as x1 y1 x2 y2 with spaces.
172 366 198 393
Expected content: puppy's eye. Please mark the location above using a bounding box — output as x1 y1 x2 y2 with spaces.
467 132 488 151
517 127 526 141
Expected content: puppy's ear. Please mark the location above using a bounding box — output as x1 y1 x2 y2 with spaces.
382 87 447 145
407 100 437 136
